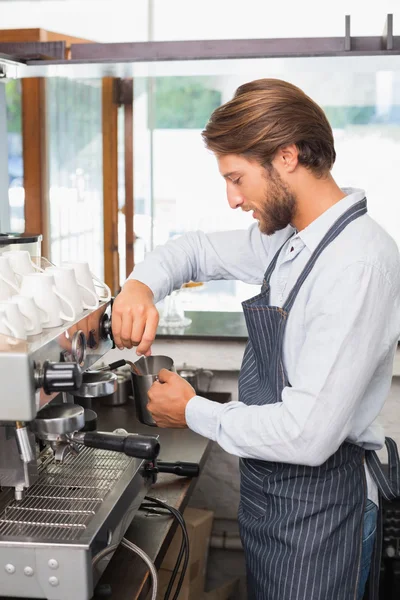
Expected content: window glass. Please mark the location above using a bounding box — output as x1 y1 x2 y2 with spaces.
6 79 24 233
48 78 104 277
131 57 400 311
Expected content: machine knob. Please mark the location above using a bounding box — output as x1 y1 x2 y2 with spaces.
100 312 114 346
36 361 83 394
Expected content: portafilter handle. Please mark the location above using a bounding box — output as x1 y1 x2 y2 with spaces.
71 431 160 460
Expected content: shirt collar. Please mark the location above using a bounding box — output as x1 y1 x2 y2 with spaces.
297 188 366 253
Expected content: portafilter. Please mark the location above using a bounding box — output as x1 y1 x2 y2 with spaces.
31 403 160 462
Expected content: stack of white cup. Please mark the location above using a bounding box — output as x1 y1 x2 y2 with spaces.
0 251 111 342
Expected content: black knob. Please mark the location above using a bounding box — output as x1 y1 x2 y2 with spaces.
42 361 83 394
100 313 113 341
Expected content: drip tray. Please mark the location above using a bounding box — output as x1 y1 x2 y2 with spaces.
0 447 134 542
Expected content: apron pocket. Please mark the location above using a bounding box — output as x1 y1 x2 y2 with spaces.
239 458 270 519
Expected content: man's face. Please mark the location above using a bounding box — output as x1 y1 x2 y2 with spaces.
217 154 296 235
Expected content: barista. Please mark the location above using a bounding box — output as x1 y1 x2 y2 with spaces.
111 78 400 600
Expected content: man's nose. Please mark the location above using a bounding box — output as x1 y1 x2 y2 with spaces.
227 186 244 209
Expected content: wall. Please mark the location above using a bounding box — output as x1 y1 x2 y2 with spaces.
0 0 398 43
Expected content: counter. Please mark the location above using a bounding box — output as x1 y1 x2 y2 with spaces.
155 310 400 376
157 311 247 341
93 404 211 600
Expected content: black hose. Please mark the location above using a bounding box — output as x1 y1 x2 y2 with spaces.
142 496 190 600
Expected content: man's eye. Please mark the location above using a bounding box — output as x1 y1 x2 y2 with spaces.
232 178 241 185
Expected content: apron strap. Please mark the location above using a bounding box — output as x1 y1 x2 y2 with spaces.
367 504 383 600
283 198 367 312
366 437 400 501
366 438 400 600
263 234 295 286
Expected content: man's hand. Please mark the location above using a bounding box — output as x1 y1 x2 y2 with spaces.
147 369 196 428
112 279 159 354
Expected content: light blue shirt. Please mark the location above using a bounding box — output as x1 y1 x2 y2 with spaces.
131 189 400 502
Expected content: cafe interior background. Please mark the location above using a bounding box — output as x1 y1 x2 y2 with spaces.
0 0 400 598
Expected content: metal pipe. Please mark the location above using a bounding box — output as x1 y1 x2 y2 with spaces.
15 422 35 464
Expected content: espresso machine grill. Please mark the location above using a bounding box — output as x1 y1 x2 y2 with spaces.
0 296 156 600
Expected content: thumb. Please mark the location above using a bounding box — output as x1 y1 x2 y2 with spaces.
157 368 175 383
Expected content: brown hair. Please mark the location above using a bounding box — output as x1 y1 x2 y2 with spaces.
202 78 335 177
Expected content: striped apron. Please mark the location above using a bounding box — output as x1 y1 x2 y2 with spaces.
237 198 400 600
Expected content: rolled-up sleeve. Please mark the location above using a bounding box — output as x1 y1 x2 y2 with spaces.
128 225 270 303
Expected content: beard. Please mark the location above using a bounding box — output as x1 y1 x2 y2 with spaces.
257 166 297 235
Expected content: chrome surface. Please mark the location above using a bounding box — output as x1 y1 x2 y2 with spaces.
0 426 38 491
0 446 136 541
52 440 79 463
0 288 152 599
100 370 132 406
71 329 87 366
133 355 174 375
0 301 112 421
15 426 35 463
131 355 174 426
32 404 85 438
0 437 149 599
72 370 118 398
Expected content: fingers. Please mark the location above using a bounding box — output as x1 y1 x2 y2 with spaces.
136 307 159 355
110 281 158 351
157 368 175 384
111 311 123 349
129 305 146 350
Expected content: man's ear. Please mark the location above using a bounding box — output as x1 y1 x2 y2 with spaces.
274 144 299 174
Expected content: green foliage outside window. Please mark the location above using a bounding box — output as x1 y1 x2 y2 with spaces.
323 105 377 128
153 77 222 129
5 76 398 135
5 80 22 133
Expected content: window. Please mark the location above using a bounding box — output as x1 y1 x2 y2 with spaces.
5 79 24 233
48 78 104 278
133 56 400 311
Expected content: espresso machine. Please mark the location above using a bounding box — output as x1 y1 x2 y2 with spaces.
0 236 163 600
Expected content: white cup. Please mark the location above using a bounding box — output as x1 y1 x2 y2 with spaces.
62 262 111 308
19 273 76 328
3 250 43 283
10 295 42 336
0 278 15 301
0 256 20 297
46 266 94 313
0 301 27 340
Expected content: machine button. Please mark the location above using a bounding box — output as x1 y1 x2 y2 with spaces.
48 559 59 570
24 566 34 577
386 546 396 558
5 564 15 574
71 330 87 366
49 576 59 587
